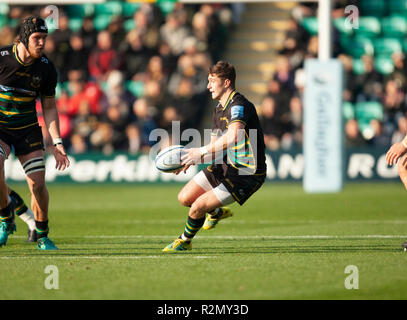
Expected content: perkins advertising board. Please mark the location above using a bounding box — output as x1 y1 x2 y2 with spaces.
4 149 398 184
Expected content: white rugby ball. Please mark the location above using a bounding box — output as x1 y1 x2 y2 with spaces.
155 145 185 172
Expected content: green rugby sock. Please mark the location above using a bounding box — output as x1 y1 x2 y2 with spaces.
9 190 28 216
0 204 13 222
181 216 205 242
35 220 49 239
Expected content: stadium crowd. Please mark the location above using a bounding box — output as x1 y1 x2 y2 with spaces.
1 1 406 154
0 2 234 154
260 0 407 151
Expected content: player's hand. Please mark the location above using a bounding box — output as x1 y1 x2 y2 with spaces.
173 164 191 175
386 142 407 166
181 148 203 166
52 144 70 171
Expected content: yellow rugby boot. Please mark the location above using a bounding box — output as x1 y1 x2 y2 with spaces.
202 207 233 230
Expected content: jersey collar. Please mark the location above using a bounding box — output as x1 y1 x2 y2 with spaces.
221 90 237 111
13 44 34 67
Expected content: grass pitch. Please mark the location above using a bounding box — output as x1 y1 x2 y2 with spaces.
1 182 406 300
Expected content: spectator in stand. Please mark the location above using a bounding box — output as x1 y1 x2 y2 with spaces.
167 54 208 99
0 25 15 47
43 36 65 82
369 119 391 147
170 77 203 131
49 13 71 82
90 122 114 154
199 4 225 61
288 95 303 148
105 70 135 111
159 105 180 137
79 16 98 52
69 133 88 154
389 52 407 92
158 41 178 77
272 55 296 96
129 98 157 151
66 70 108 116
107 16 126 49
159 11 191 57
338 54 356 103
191 11 212 55
260 96 284 151
143 55 168 87
100 97 130 151
65 33 90 80
126 124 141 154
132 5 161 52
265 79 291 121
183 36 212 73
71 100 99 147
345 119 367 147
88 30 122 82
382 79 406 134
278 17 308 69
143 79 166 114
354 55 383 102
391 116 407 145
119 29 151 81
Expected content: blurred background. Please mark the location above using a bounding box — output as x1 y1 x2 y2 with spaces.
0 0 405 183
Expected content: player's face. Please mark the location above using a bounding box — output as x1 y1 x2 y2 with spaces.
27 32 47 58
207 74 227 101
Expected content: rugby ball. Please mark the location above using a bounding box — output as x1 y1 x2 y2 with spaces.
155 145 186 172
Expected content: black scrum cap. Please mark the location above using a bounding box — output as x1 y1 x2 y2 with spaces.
18 16 48 49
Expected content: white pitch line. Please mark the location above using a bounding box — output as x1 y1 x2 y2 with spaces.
10 235 407 240
0 255 215 260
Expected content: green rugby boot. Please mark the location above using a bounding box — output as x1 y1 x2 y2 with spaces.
162 238 192 252
0 215 16 247
37 237 59 250
203 207 233 230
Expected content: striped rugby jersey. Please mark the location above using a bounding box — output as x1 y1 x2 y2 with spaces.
0 44 57 130
211 90 267 175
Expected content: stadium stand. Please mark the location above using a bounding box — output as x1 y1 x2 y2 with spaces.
255 0 407 150
2 0 407 154
0 1 233 154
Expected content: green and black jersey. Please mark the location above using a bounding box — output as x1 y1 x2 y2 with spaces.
211 90 267 176
0 44 57 130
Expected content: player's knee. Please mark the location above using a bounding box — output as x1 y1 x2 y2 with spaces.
190 199 207 216
29 178 47 195
178 191 193 207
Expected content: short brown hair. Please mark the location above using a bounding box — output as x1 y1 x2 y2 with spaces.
209 61 236 88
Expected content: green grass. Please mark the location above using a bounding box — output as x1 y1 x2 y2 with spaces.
1 182 407 300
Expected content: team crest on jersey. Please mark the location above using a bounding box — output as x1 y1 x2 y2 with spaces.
30 76 41 88
41 57 48 64
231 105 244 119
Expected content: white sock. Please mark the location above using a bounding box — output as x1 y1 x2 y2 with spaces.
8 195 36 230
18 209 36 231
181 234 191 242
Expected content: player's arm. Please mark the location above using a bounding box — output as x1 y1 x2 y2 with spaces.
181 121 245 169
41 96 70 170
386 135 407 166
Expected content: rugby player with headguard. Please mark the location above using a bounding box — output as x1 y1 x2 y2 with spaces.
0 17 70 250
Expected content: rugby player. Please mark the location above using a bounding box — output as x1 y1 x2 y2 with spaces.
385 134 407 251
0 17 70 250
163 61 267 252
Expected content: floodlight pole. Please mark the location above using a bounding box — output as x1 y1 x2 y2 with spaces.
318 0 332 61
